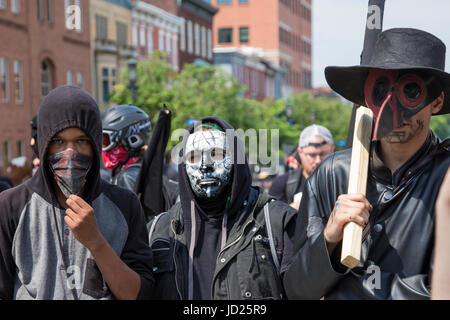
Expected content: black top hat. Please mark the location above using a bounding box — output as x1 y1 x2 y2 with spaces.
325 28 450 115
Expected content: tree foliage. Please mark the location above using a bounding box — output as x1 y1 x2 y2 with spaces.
111 52 353 162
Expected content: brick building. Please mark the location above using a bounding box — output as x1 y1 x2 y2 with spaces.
90 0 135 110
177 0 217 66
209 0 312 98
0 0 91 167
131 0 184 70
132 0 217 70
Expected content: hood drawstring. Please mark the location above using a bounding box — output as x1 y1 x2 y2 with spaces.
188 200 196 300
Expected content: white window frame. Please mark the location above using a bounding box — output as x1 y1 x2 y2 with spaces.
11 0 19 14
158 29 164 51
77 72 84 88
3 140 11 165
207 29 212 60
67 70 73 85
172 35 178 71
187 20 193 54
201 26 206 58
0 0 6 10
194 23 200 56
0 58 9 103
74 0 82 33
140 24 147 56
180 21 186 52
13 60 23 104
147 25 153 57
132 21 138 48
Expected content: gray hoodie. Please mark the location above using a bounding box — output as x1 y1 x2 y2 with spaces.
0 86 154 300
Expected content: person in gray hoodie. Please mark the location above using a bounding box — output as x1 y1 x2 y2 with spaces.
0 85 154 300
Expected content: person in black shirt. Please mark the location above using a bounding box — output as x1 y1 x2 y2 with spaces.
269 124 334 210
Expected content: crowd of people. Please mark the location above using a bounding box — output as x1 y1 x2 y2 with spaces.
0 27 449 300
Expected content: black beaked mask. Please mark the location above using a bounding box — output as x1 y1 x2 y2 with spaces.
364 69 442 140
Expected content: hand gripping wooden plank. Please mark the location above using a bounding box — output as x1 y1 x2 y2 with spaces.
340 106 374 269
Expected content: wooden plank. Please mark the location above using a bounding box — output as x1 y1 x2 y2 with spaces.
341 107 373 269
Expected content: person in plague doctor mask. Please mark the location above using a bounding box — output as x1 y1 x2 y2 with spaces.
147 117 297 300
0 86 154 300
284 28 450 300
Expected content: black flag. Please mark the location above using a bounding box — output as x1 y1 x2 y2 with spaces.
346 0 385 148
135 105 172 220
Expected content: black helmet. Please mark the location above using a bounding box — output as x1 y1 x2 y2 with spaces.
101 105 152 155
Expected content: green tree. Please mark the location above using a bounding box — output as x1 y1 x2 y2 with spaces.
111 54 354 165
430 114 450 139
286 92 353 146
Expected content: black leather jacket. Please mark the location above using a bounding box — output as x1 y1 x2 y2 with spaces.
111 162 179 210
147 187 297 300
284 132 450 300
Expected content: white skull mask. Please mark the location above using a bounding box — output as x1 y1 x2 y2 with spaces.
185 130 233 198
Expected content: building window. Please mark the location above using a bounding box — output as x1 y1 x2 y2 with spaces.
207 29 212 60
74 0 82 33
37 0 44 21
187 20 193 54
14 60 23 104
67 70 73 85
218 28 233 44
95 15 108 40
194 23 200 56
218 0 232 4
41 60 53 98
0 58 9 103
158 30 164 51
11 0 19 14
147 26 153 57
102 68 109 103
132 22 138 48
172 36 178 70
65 0 82 32
47 0 54 24
17 140 24 157
0 0 6 9
302 70 312 89
201 26 206 58
180 21 186 52
3 141 10 165
166 32 172 63
116 22 128 46
140 24 146 56
239 27 249 43
77 72 84 88
301 3 311 22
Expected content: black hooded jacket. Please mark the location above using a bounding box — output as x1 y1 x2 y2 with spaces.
0 86 154 299
284 131 450 300
147 117 297 300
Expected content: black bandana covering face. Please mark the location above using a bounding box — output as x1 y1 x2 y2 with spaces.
48 149 92 199
185 130 233 198
364 69 442 140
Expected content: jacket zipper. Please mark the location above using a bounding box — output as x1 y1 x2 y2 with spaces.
171 220 183 300
211 218 255 299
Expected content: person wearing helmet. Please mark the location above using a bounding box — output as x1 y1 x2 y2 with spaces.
101 105 152 191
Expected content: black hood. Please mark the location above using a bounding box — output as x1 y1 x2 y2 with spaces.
31 85 102 203
177 116 253 299
178 116 252 219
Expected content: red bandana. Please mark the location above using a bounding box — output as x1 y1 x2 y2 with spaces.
102 145 141 171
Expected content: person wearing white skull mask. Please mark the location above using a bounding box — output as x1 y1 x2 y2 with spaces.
146 117 297 300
